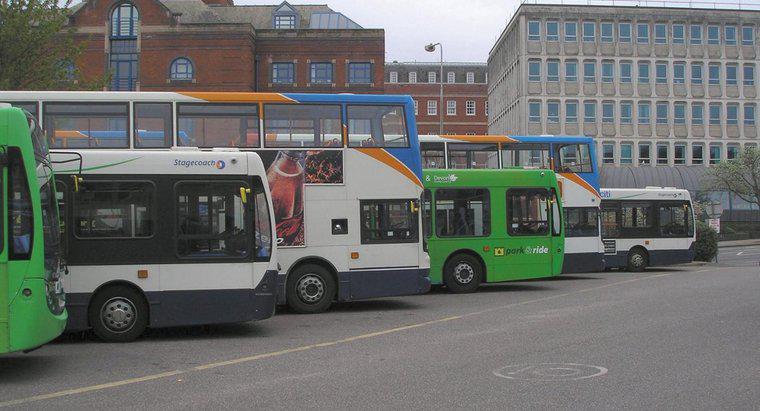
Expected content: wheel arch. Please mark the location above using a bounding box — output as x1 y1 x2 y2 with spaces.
443 249 487 283
87 280 149 327
286 256 340 288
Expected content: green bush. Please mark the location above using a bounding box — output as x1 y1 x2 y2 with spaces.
694 221 718 262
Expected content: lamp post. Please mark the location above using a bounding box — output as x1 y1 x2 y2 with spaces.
425 42 444 135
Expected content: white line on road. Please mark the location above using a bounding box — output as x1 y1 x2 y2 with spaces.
0 268 726 408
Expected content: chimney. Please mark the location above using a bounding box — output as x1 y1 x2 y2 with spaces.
200 0 234 6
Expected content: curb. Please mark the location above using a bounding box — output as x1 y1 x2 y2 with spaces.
718 241 760 249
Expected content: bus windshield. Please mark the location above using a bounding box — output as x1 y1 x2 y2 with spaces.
30 115 63 281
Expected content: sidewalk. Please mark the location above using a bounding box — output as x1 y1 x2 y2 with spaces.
718 238 760 248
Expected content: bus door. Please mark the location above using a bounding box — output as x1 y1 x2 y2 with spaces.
504 188 555 278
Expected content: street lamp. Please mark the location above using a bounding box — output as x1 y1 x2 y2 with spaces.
425 42 444 135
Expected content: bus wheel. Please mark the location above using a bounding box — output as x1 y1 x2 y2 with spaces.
444 254 482 293
88 285 148 343
287 264 336 314
627 249 648 272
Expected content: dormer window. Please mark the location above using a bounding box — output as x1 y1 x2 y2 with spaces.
274 14 296 29
273 1 299 29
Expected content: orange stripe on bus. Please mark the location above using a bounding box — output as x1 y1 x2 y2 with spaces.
355 148 422 188
177 92 297 103
558 172 601 199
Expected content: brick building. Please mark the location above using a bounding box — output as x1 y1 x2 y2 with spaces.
67 0 384 92
384 62 488 135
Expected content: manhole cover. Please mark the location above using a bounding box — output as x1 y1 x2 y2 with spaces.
493 363 607 381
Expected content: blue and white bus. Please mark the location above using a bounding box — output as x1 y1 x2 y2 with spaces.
419 134 603 273
1 91 431 314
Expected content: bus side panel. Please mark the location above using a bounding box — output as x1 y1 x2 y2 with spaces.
0 263 8 353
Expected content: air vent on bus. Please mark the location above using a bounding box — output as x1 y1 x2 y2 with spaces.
603 240 616 255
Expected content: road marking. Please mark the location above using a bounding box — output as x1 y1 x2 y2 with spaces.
0 269 718 408
737 251 744 256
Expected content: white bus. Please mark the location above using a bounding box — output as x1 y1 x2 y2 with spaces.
419 134 605 274
51 149 278 341
2 91 430 314
600 187 696 271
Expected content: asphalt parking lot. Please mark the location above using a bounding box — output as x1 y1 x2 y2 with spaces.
1 247 758 409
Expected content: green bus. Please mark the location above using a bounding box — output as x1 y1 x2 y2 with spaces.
422 169 564 293
0 105 66 354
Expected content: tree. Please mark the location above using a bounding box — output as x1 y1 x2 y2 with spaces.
706 147 760 209
0 0 103 90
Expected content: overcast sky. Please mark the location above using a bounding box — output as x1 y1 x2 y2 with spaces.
238 0 524 63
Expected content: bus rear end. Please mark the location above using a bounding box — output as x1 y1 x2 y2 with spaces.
0 106 66 354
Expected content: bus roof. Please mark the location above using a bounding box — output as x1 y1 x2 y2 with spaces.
0 91 413 105
600 187 692 201
418 134 595 145
51 149 267 177
423 168 558 189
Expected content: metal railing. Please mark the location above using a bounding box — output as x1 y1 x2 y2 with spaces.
520 0 760 11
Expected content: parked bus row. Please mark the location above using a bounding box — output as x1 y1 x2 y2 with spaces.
418 134 696 273
0 92 694 349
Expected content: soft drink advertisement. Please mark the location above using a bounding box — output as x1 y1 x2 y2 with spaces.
257 150 343 247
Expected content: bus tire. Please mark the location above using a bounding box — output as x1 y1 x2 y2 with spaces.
444 254 482 293
88 285 148 343
287 264 336 314
627 248 648 272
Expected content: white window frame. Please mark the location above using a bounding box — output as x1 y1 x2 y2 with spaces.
466 72 475 84
446 100 456 116
466 100 476 116
427 100 437 116
408 71 417 83
389 71 398 83
447 72 455 84
428 71 436 84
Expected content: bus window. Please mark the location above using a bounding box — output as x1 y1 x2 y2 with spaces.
555 144 593 173
659 202 692 237
264 104 342 148
360 200 419 243
551 189 562 236
422 189 432 238
502 143 550 168
74 181 154 238
8 148 33 259
434 189 490 237
507 189 549 236
448 143 498 169
176 181 250 258
253 178 272 260
621 202 653 237
11 102 38 119
421 142 445 168
601 206 619 238
44 103 129 149
178 104 260 148
564 207 599 237
135 103 172 148
347 105 409 148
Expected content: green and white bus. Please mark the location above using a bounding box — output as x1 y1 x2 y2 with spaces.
0 105 66 353
422 169 564 292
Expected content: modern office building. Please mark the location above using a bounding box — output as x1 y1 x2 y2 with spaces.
67 0 384 92
385 62 488 135
488 3 760 167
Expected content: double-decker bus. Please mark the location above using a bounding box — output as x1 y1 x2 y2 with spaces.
419 134 603 274
0 105 66 354
600 187 696 271
51 149 277 342
423 169 564 292
2 91 430 314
